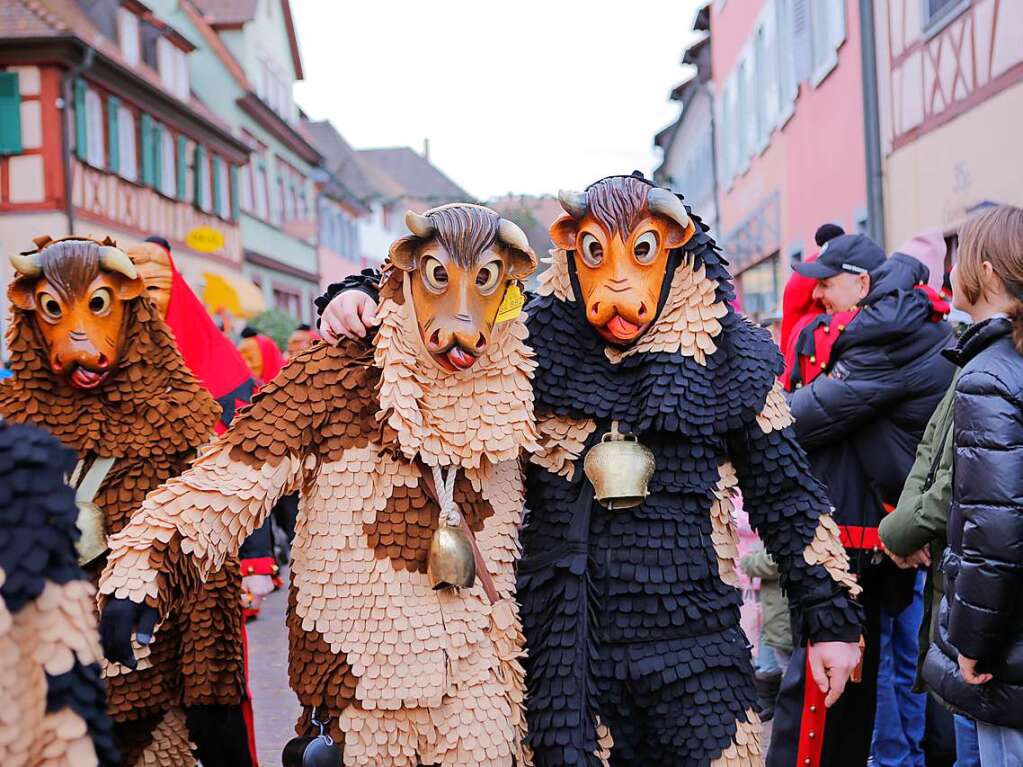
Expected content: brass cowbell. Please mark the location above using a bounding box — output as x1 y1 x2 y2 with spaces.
427 464 476 590
583 421 656 510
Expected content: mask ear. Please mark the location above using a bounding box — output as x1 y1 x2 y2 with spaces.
9 279 37 311
504 245 537 281
665 219 697 250
114 274 146 301
388 236 420 271
549 214 580 251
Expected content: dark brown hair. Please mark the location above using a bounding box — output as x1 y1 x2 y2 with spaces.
957 205 1023 353
586 176 649 237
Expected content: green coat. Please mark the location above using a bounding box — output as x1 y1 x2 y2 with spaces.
741 546 793 654
878 371 959 689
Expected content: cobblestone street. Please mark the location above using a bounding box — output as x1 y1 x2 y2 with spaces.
248 573 300 767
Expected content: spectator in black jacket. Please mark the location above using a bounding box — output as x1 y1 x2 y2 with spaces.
923 205 1023 762
768 234 956 767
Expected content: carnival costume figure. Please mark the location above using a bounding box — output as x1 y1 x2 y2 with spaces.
318 174 865 766
0 236 253 767
99 204 539 766
0 420 119 767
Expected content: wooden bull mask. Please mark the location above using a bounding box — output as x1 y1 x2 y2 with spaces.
388 204 536 372
549 176 696 345
8 237 145 390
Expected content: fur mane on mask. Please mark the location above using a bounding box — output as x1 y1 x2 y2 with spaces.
528 206 782 437
372 265 538 469
0 293 219 459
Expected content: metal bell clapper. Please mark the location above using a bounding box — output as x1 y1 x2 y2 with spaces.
583 421 656 510
427 466 476 590
75 500 108 566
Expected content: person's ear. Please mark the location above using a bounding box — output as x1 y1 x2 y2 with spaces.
857 272 871 300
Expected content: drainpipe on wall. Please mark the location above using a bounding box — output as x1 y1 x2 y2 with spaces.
859 0 886 247
60 46 95 236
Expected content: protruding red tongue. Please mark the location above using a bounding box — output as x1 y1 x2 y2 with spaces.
606 315 641 341
69 367 105 389
446 347 477 370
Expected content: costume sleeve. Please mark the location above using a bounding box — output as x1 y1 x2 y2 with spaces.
731 383 864 644
314 267 381 325
879 376 956 556
99 344 364 614
788 349 903 450
948 370 1023 661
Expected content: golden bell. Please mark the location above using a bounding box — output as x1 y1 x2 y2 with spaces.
428 523 476 590
583 421 656 510
75 500 109 566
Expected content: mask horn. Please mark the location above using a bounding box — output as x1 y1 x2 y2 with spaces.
98 246 139 280
557 189 588 220
10 253 42 278
647 187 691 230
405 210 436 238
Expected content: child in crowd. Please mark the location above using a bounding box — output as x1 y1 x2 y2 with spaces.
922 205 1023 764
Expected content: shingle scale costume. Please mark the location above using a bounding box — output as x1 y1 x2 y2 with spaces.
320 173 864 766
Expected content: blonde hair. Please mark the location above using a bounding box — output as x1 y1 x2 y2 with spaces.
957 205 1023 353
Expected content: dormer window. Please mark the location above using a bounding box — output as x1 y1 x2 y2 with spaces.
117 7 141 66
157 36 190 101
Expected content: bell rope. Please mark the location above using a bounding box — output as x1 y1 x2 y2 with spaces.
431 465 461 526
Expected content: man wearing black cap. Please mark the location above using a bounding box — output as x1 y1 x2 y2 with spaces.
768 234 956 767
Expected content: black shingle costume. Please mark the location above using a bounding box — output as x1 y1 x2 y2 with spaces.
317 175 864 766
0 421 119 766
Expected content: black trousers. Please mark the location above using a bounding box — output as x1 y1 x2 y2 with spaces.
767 572 883 767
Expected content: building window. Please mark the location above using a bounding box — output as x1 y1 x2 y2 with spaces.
272 286 301 318
85 88 105 168
810 0 846 85
739 254 781 321
160 128 176 197
923 0 969 32
157 37 190 101
215 156 230 218
117 8 141 66
0 71 23 156
117 105 137 181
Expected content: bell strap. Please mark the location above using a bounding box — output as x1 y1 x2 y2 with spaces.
71 455 116 505
416 459 500 606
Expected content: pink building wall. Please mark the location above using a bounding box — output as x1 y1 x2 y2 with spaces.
711 1 869 329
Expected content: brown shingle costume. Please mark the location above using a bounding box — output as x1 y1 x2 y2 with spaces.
0 237 247 766
101 243 538 763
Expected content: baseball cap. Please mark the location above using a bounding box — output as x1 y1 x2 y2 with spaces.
793 234 886 280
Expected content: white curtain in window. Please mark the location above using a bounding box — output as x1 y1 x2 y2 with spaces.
216 157 230 217
117 106 137 182
174 49 190 101
85 88 105 168
160 129 175 197
117 9 140 66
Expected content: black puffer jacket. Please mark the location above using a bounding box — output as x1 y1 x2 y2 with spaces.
923 317 1023 727
789 254 955 574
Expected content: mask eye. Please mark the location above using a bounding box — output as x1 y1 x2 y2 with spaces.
422 257 449 292
579 233 604 267
475 261 503 294
633 231 659 264
88 288 113 315
39 292 62 321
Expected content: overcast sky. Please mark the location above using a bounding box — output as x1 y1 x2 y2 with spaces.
292 1 702 201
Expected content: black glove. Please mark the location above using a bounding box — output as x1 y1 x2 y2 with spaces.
99 597 159 668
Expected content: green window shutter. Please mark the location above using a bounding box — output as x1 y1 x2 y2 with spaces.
152 122 163 191
229 164 240 221
212 155 222 216
176 135 187 199
193 144 205 208
140 113 154 186
106 96 119 173
74 79 87 161
0 72 23 156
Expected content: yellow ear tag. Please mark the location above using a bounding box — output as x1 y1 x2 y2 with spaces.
495 283 525 323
